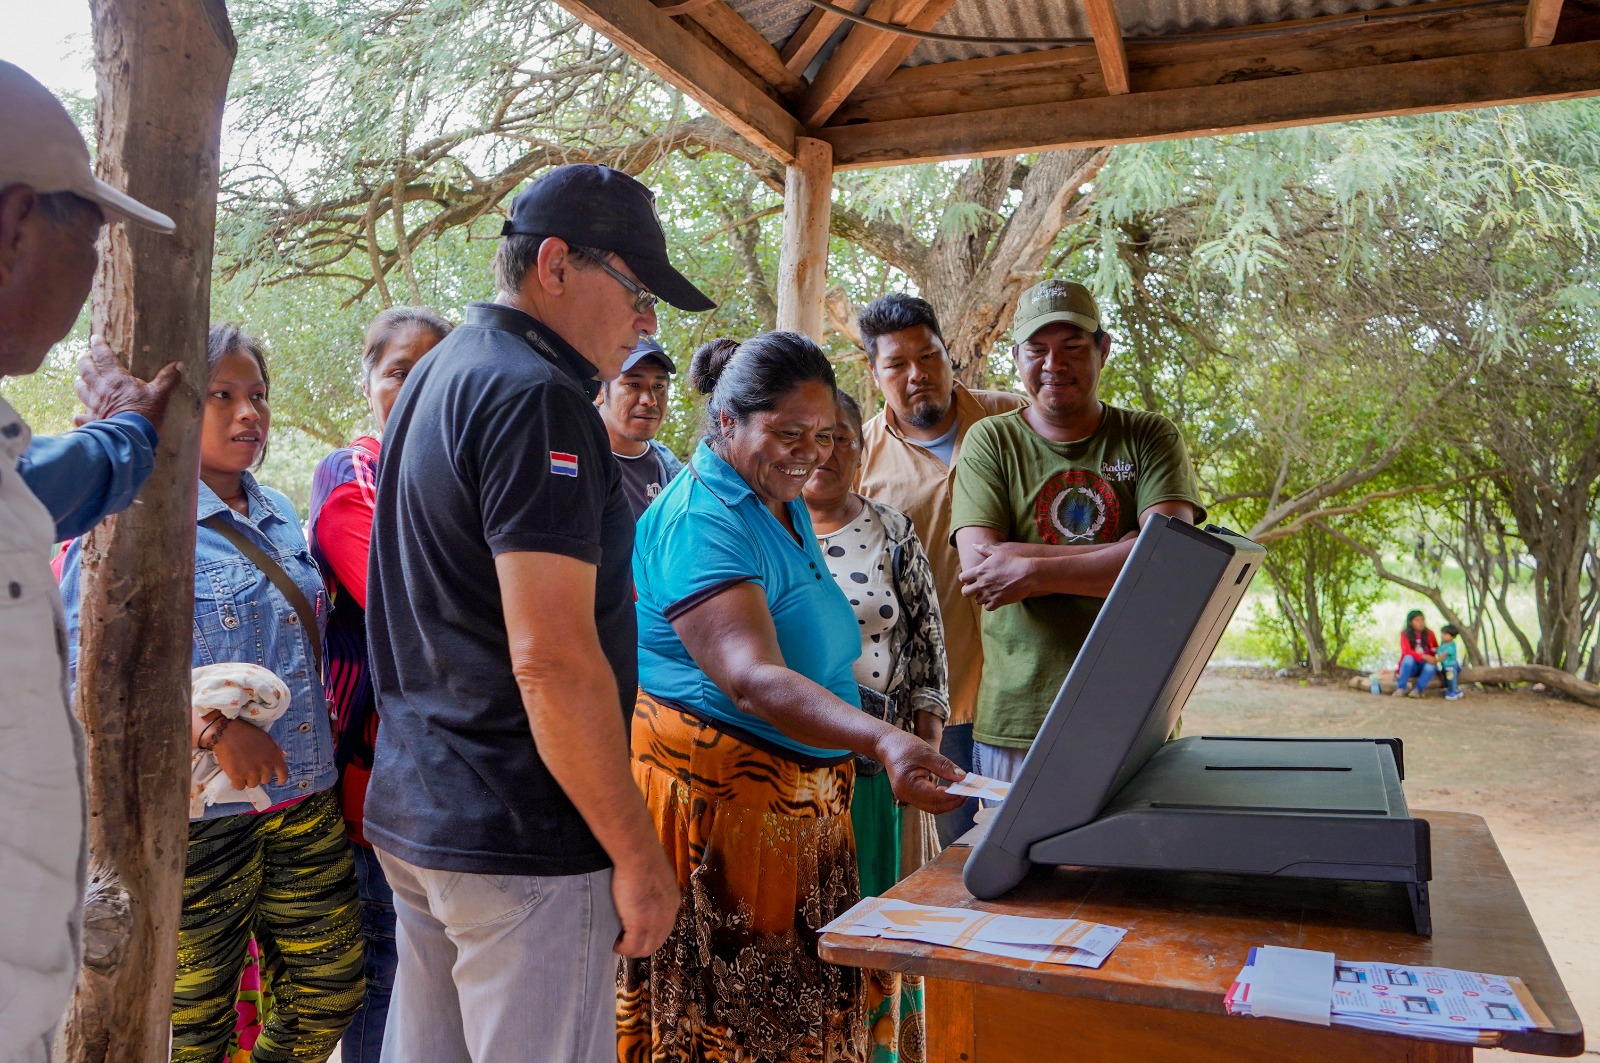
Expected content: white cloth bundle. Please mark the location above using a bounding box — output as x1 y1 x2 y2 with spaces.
189 663 292 818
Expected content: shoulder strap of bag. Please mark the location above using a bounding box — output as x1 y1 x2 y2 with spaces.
201 514 323 677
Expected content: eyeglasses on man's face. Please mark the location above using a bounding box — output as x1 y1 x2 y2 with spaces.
573 245 659 315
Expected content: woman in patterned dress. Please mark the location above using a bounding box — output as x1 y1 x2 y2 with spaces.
803 389 950 1063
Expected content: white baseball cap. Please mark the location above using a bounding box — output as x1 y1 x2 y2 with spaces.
0 61 175 233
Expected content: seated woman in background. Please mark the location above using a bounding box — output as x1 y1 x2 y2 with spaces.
802 388 950 1062
307 306 451 1063
1395 609 1439 697
619 333 965 1063
62 324 363 1063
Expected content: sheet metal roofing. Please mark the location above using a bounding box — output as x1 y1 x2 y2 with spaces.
724 0 1444 68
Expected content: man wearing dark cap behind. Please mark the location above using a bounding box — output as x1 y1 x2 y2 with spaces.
951 279 1205 785
365 164 714 1062
595 335 682 517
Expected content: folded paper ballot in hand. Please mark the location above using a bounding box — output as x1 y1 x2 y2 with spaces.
944 772 1012 801
821 896 1127 969
1226 945 1551 1044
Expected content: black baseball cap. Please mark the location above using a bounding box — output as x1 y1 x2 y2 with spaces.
501 164 716 312
620 336 676 374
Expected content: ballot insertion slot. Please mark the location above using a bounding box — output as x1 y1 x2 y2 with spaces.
1204 765 1353 772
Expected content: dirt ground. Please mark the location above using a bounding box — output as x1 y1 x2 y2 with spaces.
1185 671 1600 1059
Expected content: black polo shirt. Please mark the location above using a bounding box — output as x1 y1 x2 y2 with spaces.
365 302 636 876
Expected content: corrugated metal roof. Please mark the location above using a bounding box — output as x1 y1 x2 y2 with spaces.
1117 0 1436 37
903 1 1091 67
724 0 1442 70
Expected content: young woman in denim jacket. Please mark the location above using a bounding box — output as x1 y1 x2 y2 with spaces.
61 324 362 1063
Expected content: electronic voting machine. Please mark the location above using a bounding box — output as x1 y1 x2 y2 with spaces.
963 515 1433 935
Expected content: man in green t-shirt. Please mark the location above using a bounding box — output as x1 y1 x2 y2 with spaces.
950 279 1206 782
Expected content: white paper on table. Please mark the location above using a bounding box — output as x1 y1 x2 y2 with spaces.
1328 961 1544 1031
1249 946 1335 1026
819 897 1126 968
944 773 1012 801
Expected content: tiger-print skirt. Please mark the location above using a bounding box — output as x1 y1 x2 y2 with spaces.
618 692 869 1063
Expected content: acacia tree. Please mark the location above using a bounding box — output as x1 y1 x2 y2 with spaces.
200 0 1600 674
216 0 1108 383
1064 106 1600 672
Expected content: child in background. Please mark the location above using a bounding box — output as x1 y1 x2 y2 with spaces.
1394 609 1439 697
1439 625 1464 701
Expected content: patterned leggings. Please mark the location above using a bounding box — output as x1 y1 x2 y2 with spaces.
173 789 364 1063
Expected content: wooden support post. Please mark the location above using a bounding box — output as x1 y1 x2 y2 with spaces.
775 137 832 340
66 2 234 1061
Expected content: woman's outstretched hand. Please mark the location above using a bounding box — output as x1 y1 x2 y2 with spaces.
876 728 967 814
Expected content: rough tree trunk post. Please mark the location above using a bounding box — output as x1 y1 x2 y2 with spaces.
775 137 832 341
67 2 235 1060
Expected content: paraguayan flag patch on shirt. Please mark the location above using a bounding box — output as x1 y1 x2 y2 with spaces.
550 451 579 477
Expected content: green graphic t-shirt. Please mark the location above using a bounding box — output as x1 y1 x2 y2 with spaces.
950 404 1205 749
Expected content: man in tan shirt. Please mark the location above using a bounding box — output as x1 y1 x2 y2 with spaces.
855 293 1026 843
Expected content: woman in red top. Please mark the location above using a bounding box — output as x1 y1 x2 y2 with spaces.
1394 608 1439 698
308 306 451 1062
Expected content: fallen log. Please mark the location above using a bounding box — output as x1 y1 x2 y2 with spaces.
1458 665 1600 709
1345 665 1600 708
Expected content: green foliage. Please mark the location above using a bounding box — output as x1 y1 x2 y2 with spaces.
9 1 1598 679
1058 101 1600 671
1253 525 1386 672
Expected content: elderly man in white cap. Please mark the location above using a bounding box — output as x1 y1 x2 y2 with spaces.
1 60 183 1060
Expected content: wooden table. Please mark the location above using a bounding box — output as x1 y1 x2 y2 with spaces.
819 811 1583 1062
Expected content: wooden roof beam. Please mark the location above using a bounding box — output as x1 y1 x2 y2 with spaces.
551 0 804 164
1526 0 1565 45
799 0 942 126
856 0 961 88
669 0 808 97
781 5 846 74
829 0 1540 126
820 38 1600 168
1083 0 1130 95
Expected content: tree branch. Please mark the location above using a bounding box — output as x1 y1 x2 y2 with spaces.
1315 520 1485 664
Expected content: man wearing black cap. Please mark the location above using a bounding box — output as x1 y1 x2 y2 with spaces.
365 164 714 1062
595 335 683 518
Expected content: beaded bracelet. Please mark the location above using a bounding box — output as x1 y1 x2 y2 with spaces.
197 715 231 751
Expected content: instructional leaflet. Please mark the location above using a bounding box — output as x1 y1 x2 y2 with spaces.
1225 945 1551 1043
943 772 1012 801
821 896 1126 968
1329 958 1549 1032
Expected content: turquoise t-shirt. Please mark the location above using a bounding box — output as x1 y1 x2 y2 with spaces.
1438 640 1461 669
634 440 860 759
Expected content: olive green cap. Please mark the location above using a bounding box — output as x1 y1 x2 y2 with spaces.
1012 279 1099 345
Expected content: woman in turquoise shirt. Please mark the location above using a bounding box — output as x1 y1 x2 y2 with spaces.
619 332 964 1063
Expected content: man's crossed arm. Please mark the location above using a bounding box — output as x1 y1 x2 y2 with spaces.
955 500 1197 610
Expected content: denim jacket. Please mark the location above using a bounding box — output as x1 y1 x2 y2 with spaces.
648 438 684 482
60 473 336 819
